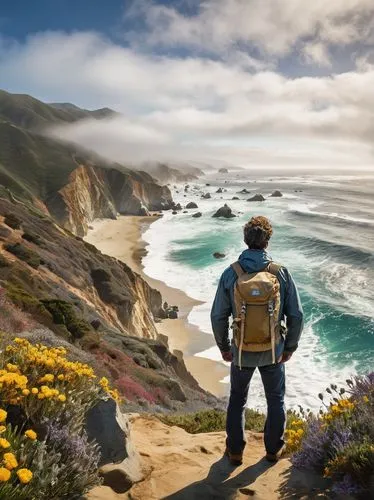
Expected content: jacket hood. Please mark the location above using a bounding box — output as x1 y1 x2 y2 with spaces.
238 249 272 273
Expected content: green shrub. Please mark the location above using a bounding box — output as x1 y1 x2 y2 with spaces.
159 408 266 433
3 213 22 230
5 284 45 314
4 243 41 269
22 232 42 246
40 299 92 339
0 254 10 267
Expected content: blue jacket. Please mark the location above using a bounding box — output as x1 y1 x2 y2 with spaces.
210 249 304 367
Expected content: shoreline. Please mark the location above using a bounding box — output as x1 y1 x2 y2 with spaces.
85 215 229 398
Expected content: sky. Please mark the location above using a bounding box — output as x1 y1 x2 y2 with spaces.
1 0 374 168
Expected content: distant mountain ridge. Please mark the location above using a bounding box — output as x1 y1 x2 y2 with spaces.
0 89 173 234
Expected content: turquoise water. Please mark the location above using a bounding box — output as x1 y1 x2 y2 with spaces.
143 171 374 409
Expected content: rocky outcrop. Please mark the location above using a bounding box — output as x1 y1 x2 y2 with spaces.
86 400 144 494
213 252 226 259
238 188 251 194
212 204 236 218
248 194 265 202
192 212 202 218
270 190 283 197
186 202 198 209
202 193 211 199
49 165 173 237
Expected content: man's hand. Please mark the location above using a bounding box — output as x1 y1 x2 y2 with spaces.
280 351 293 363
221 350 233 362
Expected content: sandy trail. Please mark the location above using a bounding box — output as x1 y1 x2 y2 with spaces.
88 416 329 500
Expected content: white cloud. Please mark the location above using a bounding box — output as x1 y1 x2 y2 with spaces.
126 0 374 59
1 30 374 167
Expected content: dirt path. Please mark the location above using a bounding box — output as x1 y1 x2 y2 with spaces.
88 416 329 500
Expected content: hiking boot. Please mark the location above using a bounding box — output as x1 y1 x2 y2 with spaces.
265 445 286 463
225 448 243 466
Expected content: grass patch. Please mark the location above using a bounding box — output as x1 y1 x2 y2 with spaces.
159 408 266 433
22 231 42 245
4 242 41 268
3 212 22 229
40 299 92 339
0 254 10 267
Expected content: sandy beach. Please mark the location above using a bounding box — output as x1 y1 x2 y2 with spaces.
85 216 229 397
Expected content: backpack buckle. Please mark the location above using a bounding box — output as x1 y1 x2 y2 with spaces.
268 301 274 315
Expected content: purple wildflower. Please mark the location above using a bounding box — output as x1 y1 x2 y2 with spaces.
291 418 329 471
332 475 361 496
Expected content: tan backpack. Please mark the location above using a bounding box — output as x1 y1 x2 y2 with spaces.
231 262 281 368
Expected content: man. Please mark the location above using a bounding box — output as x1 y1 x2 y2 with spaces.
211 215 303 465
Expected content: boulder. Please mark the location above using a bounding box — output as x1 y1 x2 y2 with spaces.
237 188 251 194
213 252 226 259
218 168 228 173
172 211 178 215
212 204 236 218
85 400 144 493
138 205 150 216
205 183 211 186
186 202 198 209
270 190 283 198
167 310 178 319
192 212 202 218
216 188 223 193
183 210 188 213
232 197 239 200
247 194 265 202
201 193 211 199
171 202 182 211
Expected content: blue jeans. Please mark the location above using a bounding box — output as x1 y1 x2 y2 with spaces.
226 362 286 455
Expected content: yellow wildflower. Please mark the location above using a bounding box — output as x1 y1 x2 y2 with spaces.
25 430 37 441
57 374 65 381
0 409 7 423
0 467 11 482
6 363 19 373
3 452 18 470
37 394 45 400
0 426 6 434
31 387 39 394
0 438 11 449
58 394 66 402
363 396 369 403
22 389 30 396
17 468 33 484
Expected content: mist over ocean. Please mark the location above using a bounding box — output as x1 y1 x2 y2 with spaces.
143 169 374 411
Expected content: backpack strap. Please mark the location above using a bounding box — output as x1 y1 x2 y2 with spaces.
231 261 245 278
266 262 282 276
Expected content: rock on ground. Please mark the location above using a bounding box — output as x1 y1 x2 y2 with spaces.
85 400 145 494
192 212 202 218
87 415 330 500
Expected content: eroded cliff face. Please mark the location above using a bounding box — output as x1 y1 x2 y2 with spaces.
48 164 173 237
0 198 162 340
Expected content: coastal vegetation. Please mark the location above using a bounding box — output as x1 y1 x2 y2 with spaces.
0 335 119 499
288 374 374 497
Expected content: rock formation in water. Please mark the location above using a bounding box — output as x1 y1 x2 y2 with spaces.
212 204 236 218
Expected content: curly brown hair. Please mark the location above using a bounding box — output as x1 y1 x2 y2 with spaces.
243 216 273 249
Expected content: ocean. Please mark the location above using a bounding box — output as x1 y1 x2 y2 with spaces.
142 169 374 411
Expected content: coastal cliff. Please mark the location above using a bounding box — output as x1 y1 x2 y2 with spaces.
0 89 173 237
48 163 173 237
